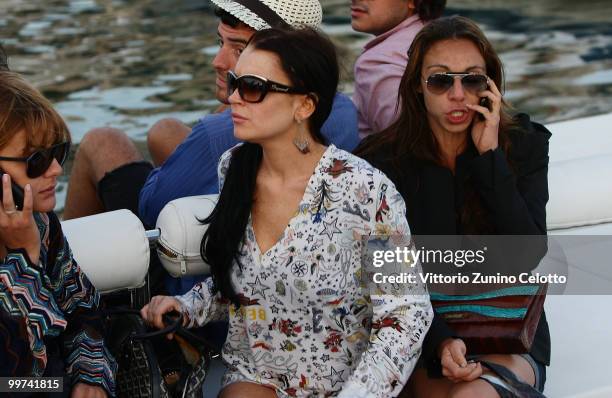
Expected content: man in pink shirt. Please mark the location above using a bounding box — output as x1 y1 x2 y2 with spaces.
352 0 446 138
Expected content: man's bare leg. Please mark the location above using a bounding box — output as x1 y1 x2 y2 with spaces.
63 128 143 220
147 118 191 166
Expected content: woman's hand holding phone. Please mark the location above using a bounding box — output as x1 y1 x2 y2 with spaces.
0 174 40 264
466 76 502 155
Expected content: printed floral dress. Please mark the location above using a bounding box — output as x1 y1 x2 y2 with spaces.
177 145 432 397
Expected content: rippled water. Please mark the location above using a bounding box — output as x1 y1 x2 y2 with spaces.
1 0 611 210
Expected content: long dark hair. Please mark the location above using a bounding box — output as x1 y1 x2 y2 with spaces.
200 27 339 306
355 16 519 233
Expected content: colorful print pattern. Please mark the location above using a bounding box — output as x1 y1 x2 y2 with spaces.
177 145 433 397
0 212 116 396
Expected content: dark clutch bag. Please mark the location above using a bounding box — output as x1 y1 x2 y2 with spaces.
430 284 547 355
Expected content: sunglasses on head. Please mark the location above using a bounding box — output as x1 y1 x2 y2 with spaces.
424 73 489 95
227 71 308 103
0 141 70 178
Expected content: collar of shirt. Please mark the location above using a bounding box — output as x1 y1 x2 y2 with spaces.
362 14 423 52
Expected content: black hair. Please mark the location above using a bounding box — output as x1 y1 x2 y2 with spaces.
415 0 446 22
200 27 339 306
214 7 245 28
248 28 338 139
0 44 8 71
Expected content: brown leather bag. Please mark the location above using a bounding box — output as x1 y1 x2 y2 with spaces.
430 284 547 355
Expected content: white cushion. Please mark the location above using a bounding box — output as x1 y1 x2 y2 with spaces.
547 112 612 162
547 154 612 230
155 194 217 277
61 210 150 293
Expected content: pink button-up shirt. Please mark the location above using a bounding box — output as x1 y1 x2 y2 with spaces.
353 15 424 139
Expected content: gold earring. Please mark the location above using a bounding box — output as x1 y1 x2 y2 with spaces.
293 119 310 154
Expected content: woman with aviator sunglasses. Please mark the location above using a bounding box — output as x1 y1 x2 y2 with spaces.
0 71 116 397
356 16 551 398
141 27 432 398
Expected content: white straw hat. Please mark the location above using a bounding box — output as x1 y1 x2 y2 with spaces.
210 0 323 31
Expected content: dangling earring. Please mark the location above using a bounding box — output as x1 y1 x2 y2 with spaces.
293 119 310 154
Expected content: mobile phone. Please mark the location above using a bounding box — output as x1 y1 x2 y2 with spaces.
478 97 491 121
0 173 25 211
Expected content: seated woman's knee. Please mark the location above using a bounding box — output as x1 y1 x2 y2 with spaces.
448 380 499 398
218 382 276 398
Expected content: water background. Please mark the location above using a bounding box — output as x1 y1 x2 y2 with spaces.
1 0 612 211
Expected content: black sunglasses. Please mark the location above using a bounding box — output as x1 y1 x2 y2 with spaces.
227 71 308 103
424 73 489 95
0 141 70 178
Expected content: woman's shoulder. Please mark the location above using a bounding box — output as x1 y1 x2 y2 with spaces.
354 141 420 191
219 142 243 161
325 146 406 207
325 146 407 216
506 113 552 171
507 113 552 144
217 143 244 190
327 145 394 183
218 143 243 170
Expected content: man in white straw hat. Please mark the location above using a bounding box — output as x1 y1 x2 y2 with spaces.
209 0 322 31
63 0 359 275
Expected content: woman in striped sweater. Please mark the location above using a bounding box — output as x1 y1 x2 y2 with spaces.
0 71 116 397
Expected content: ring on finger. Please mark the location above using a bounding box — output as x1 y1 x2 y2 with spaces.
5 209 17 215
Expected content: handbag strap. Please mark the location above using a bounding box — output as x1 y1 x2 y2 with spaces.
480 360 546 398
104 308 182 340
104 307 220 354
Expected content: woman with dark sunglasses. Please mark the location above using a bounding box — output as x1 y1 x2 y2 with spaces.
141 27 432 398
0 71 116 397
355 16 551 398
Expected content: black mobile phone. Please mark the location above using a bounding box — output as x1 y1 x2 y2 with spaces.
0 173 25 210
478 97 491 121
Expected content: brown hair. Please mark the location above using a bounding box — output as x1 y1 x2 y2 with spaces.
355 16 519 233
0 71 70 154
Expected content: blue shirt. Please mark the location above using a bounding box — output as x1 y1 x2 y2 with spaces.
138 93 359 294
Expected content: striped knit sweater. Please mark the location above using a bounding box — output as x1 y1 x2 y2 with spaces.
0 212 116 396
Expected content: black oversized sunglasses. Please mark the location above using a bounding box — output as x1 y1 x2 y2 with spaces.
227 71 308 103
424 73 489 95
0 141 70 178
